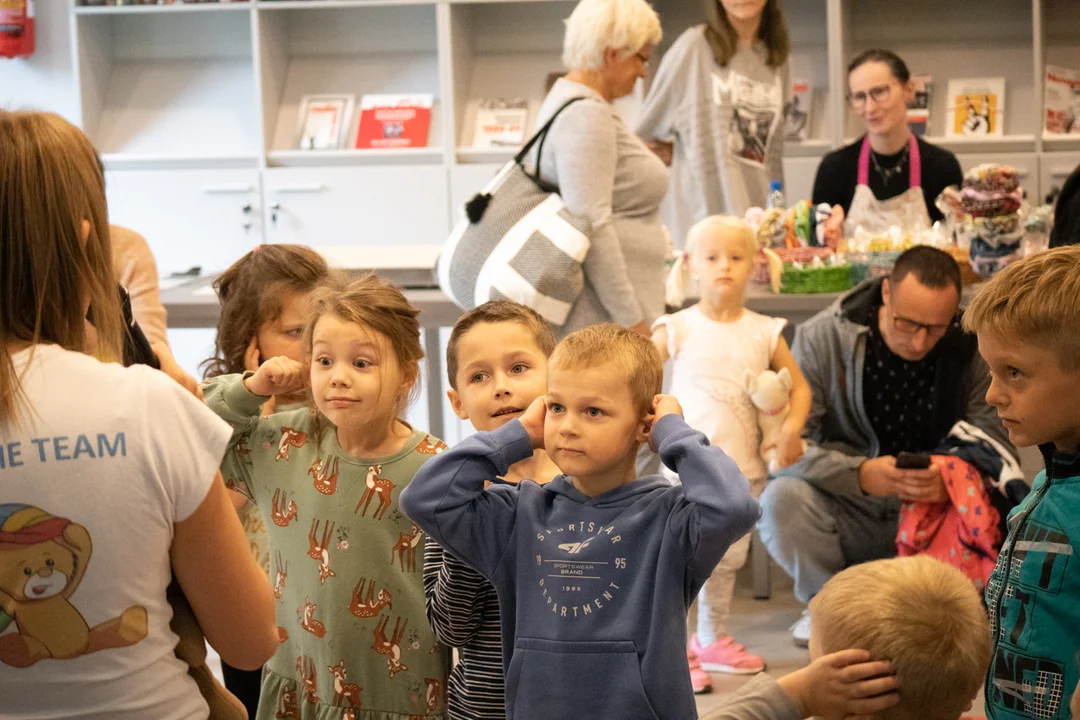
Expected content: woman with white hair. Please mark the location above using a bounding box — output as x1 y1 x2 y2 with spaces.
534 0 669 338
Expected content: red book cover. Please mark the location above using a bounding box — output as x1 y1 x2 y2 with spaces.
355 94 433 149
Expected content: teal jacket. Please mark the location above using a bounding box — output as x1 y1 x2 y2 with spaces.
985 447 1080 719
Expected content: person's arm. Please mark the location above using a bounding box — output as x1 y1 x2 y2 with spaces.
811 152 852 216
111 225 168 346
925 147 964 223
635 29 692 147
552 101 645 329
654 402 761 578
768 335 811 469
399 421 529 580
171 473 277 671
650 318 673 364
698 674 802 720
423 541 491 648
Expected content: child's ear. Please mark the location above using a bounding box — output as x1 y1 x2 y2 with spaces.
447 389 470 421
635 413 652 445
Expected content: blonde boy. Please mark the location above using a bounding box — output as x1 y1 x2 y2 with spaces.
963 245 1080 720
402 323 760 720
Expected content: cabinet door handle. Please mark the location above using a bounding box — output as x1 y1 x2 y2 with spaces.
202 185 255 194
275 184 326 194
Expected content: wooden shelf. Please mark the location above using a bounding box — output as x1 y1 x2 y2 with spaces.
924 135 1037 154
1043 135 1080 152
269 148 444 167
74 2 250 15
257 0 436 9
98 153 261 171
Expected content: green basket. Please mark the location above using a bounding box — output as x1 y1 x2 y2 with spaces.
780 263 853 294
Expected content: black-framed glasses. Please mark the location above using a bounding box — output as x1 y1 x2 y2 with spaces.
888 298 954 338
847 84 893 109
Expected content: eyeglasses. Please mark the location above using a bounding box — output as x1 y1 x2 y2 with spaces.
847 84 893 109
888 299 954 338
635 52 651 68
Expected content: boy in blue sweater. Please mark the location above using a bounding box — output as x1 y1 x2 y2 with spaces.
963 245 1080 719
401 323 761 720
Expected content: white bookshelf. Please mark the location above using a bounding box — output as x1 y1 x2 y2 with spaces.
59 0 1079 277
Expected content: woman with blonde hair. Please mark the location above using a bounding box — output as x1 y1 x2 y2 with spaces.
0 110 276 719
534 0 669 338
637 0 790 249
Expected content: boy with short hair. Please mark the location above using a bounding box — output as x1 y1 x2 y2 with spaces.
427 300 560 719
962 245 1080 719
401 323 761 720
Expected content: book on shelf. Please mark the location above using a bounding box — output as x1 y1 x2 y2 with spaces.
1044 65 1080 135
907 74 932 136
782 80 813 141
355 94 433 150
471 98 529 150
295 94 354 151
946 78 1005 138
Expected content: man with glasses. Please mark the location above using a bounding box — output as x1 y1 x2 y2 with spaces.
757 246 1015 646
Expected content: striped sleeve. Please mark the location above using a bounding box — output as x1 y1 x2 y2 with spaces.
424 540 488 647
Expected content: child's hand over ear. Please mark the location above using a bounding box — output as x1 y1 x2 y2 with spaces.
776 649 899 720
647 395 684 452
518 396 547 450
244 356 304 397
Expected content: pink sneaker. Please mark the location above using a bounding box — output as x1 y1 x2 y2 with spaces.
687 646 713 694
690 634 766 675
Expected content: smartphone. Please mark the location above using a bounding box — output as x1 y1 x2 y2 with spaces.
895 452 931 470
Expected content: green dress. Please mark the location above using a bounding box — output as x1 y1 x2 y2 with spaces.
204 374 450 720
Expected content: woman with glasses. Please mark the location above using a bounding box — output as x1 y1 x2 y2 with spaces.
812 49 962 234
636 0 790 249
532 0 668 338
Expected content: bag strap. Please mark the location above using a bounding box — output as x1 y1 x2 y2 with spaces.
515 96 590 181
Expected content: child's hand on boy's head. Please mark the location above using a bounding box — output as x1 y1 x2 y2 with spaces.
777 649 899 720
518 396 546 450
244 356 305 397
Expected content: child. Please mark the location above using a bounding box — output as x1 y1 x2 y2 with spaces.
962 245 1080 720
401 323 760 720
427 301 560 719
203 273 450 720
654 216 811 683
200 243 329 717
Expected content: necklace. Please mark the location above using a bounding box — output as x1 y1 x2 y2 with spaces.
870 144 909 185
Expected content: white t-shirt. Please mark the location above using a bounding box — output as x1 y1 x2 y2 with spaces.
654 306 785 480
0 344 231 720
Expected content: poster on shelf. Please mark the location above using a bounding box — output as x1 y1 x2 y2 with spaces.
471 98 529 149
1044 65 1080 135
295 94 354 150
907 74 932 136
946 78 1005 138
355 94 433 150
783 80 812 140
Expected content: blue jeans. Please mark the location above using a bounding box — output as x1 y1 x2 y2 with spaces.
757 476 900 603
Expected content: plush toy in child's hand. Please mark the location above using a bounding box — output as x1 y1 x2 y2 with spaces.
745 368 806 473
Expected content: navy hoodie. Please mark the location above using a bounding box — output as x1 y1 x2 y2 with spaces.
400 415 760 720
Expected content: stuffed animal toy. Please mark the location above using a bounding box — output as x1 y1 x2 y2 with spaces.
745 368 806 473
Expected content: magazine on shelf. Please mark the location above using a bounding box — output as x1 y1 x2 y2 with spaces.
1045 65 1080 135
295 94 354 150
471 98 529 149
946 78 1005 138
783 80 812 140
907 74 932 136
355 94 433 150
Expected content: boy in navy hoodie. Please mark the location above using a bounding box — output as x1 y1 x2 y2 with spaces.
400 323 761 720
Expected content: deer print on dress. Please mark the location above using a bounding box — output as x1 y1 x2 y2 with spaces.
349 577 393 619
391 523 423 572
271 489 298 527
416 436 448 455
276 625 289 644
296 655 320 705
275 684 301 719
343 709 357 720
309 456 340 496
276 427 308 461
355 464 396 521
425 678 443 713
372 615 409 678
298 597 326 639
273 551 288 600
308 519 336 584
328 660 362 709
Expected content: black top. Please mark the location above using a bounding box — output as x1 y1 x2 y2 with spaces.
1050 163 1080 248
812 135 963 224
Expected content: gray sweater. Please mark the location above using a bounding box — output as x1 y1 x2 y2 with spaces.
699 675 802 720
534 78 670 336
636 26 787 249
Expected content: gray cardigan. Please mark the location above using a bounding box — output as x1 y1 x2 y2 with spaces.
534 78 670 336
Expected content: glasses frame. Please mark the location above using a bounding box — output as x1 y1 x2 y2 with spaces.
887 296 955 339
847 83 894 109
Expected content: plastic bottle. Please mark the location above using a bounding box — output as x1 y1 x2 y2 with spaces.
766 180 785 210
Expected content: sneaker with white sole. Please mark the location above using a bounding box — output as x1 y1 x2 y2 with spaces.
690 634 766 675
791 609 811 648
687 646 713 694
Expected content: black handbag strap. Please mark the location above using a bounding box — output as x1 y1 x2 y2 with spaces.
514 96 590 182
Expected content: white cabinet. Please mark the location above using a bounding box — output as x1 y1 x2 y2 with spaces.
103 168 261 276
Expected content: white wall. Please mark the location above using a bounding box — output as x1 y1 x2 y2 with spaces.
0 2 78 121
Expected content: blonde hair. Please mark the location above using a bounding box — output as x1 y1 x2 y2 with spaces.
562 0 662 72
666 215 757 307
303 272 424 424
549 323 662 416
810 556 991 720
704 0 790 68
0 111 124 424
963 245 1080 371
